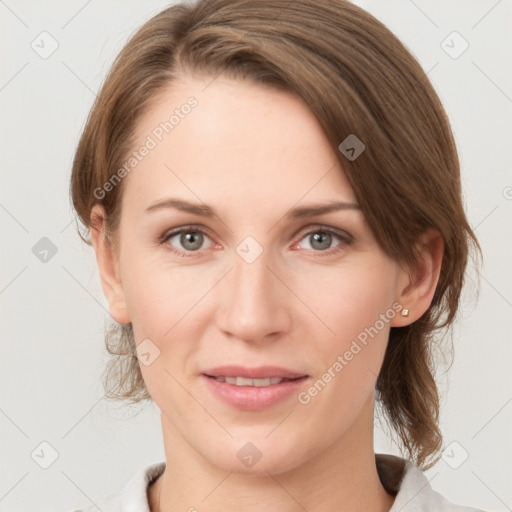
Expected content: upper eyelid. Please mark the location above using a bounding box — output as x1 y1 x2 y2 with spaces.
162 224 216 242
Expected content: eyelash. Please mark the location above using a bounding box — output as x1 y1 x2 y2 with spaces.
157 224 353 258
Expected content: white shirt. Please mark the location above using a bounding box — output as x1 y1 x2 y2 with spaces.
69 454 486 512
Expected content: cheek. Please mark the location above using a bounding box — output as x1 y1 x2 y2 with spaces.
120 248 191 332
120 252 208 382
297 261 398 341
296 262 398 394
292 272 396 432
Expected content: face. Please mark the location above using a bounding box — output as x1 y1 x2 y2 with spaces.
97 74 410 475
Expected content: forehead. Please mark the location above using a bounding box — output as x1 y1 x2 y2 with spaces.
122 74 356 216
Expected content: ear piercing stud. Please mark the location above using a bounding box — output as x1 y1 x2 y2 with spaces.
401 308 409 317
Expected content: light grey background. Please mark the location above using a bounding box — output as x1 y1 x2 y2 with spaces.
0 1 510 511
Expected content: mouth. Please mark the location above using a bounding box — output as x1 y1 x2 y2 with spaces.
203 375 307 387
202 365 308 384
200 365 309 411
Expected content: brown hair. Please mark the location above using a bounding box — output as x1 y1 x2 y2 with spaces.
70 0 480 469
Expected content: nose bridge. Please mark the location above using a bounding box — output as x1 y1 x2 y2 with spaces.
216 242 290 342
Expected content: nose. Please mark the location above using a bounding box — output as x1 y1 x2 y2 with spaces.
215 246 292 344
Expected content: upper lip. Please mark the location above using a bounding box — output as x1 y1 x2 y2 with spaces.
202 365 308 379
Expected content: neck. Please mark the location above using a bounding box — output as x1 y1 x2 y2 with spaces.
149 397 395 512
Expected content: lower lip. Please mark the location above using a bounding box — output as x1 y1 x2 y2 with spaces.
202 375 309 411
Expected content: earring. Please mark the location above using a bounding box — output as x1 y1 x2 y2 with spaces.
401 308 409 317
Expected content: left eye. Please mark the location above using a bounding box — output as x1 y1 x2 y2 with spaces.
296 230 346 252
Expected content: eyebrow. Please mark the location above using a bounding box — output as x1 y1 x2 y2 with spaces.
143 198 361 219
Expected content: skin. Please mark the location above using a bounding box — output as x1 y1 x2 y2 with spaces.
91 73 443 512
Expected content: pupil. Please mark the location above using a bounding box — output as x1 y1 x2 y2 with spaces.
181 232 203 250
311 232 331 250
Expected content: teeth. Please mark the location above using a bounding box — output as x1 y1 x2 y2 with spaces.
215 376 286 386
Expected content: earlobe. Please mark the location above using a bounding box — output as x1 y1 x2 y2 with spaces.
90 205 131 325
391 229 444 327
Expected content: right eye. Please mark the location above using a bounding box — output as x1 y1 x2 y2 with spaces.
159 226 216 257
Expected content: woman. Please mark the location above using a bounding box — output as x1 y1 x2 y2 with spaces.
69 0 484 510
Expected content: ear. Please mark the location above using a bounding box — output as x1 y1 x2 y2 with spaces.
391 229 444 327
90 204 131 325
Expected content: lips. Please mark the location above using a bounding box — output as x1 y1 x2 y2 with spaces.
202 365 308 380
201 365 309 410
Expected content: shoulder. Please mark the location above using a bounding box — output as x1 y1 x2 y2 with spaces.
67 461 165 512
376 453 487 512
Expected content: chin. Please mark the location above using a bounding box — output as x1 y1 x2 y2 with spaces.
204 434 310 477
222 454 301 477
